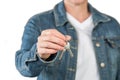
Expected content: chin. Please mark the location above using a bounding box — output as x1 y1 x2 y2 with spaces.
71 0 87 5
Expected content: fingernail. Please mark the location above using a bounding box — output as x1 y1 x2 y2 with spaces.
60 47 64 50
65 35 71 41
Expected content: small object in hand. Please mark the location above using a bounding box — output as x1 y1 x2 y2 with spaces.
59 42 73 60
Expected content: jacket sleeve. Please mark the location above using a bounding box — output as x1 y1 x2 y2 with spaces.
117 23 120 80
117 47 120 80
15 16 45 77
15 14 61 77
116 21 120 80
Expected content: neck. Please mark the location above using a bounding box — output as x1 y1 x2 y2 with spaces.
64 1 90 22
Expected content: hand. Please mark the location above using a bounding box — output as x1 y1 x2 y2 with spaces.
37 29 71 59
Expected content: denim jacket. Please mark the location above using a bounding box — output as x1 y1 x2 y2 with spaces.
15 1 120 80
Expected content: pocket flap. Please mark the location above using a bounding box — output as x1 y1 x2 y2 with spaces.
106 38 120 48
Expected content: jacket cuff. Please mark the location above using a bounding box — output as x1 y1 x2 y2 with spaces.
36 51 61 64
25 44 38 62
27 44 62 64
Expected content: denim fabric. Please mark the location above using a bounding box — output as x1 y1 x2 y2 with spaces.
15 1 120 80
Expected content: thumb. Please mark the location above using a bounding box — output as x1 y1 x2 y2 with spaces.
65 35 71 41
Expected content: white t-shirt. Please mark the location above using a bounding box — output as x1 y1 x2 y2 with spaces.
66 13 100 80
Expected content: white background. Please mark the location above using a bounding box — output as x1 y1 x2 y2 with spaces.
0 0 120 80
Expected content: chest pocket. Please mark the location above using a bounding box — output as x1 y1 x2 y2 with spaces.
105 38 120 48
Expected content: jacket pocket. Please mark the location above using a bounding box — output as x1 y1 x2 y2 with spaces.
105 38 120 48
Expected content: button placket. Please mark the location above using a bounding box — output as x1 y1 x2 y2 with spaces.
96 42 101 47
100 62 105 68
95 42 105 68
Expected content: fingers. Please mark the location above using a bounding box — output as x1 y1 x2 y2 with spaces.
41 29 66 41
37 41 64 50
39 35 66 47
65 35 71 41
37 29 71 59
37 47 58 54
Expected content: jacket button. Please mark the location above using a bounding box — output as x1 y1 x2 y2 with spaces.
100 62 105 68
96 42 100 47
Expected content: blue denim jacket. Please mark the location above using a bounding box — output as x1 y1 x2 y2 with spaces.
15 1 120 80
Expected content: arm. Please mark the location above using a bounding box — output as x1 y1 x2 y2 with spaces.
15 16 45 77
15 15 71 77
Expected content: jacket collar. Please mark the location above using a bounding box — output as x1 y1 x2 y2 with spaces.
53 1 111 27
53 1 68 27
88 4 111 26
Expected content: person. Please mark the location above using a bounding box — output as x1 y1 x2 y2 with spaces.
15 0 120 80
